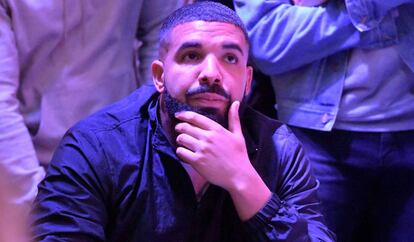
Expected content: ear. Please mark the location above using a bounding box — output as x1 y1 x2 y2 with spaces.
152 60 165 93
243 65 254 96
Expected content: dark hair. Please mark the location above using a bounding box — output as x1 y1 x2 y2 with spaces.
159 1 248 59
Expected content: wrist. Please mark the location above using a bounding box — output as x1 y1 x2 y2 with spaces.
227 166 272 220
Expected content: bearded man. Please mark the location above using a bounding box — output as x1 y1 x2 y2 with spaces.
32 2 334 241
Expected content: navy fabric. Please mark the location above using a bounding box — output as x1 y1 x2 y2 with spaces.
291 127 414 242
32 85 334 241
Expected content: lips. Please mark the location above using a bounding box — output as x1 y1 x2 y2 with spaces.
190 92 228 101
188 92 229 107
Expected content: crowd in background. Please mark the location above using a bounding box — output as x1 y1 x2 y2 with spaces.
0 0 187 239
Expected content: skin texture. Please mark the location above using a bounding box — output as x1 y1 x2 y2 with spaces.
152 21 272 220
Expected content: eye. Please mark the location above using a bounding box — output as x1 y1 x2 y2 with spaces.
182 52 200 62
224 54 238 64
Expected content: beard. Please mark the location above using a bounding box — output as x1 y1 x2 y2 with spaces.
163 84 231 128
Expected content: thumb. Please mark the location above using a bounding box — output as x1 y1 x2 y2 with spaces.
228 101 242 134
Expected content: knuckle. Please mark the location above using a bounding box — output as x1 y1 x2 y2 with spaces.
194 153 204 163
198 142 209 153
204 132 214 143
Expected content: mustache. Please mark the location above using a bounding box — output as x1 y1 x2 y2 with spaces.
186 84 230 100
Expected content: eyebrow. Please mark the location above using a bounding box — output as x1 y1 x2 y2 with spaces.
177 42 202 53
177 41 245 56
223 43 244 56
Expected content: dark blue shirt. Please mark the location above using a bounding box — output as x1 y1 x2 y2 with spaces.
32 85 334 241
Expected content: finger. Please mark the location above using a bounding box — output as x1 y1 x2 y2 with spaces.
176 133 199 152
175 111 218 130
175 122 204 140
228 101 242 135
176 146 199 165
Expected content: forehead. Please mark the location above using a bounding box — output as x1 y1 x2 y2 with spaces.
169 21 248 50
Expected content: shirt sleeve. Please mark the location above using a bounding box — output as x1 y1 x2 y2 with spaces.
234 0 361 75
243 128 336 242
0 1 45 207
135 0 182 86
31 129 111 242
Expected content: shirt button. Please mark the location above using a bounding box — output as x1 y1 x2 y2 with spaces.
321 113 330 124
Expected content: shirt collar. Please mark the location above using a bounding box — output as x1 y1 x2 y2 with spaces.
150 98 179 160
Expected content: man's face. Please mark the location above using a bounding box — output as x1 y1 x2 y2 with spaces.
152 21 253 127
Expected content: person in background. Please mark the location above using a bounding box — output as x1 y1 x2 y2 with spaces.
235 0 414 241
0 0 183 238
196 0 278 119
32 2 334 241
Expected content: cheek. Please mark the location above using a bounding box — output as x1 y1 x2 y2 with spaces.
226 74 248 100
232 88 246 101
164 74 190 101
166 65 199 92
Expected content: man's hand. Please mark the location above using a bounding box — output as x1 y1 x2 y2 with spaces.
175 101 271 220
174 101 252 191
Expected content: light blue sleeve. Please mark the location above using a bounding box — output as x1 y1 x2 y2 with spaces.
345 0 414 31
234 0 361 75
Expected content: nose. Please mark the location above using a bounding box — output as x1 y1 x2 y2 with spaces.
198 55 222 85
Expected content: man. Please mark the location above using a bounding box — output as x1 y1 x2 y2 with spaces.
235 0 414 241
32 2 334 241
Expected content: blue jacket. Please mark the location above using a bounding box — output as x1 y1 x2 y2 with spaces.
235 0 414 130
32 85 334 241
